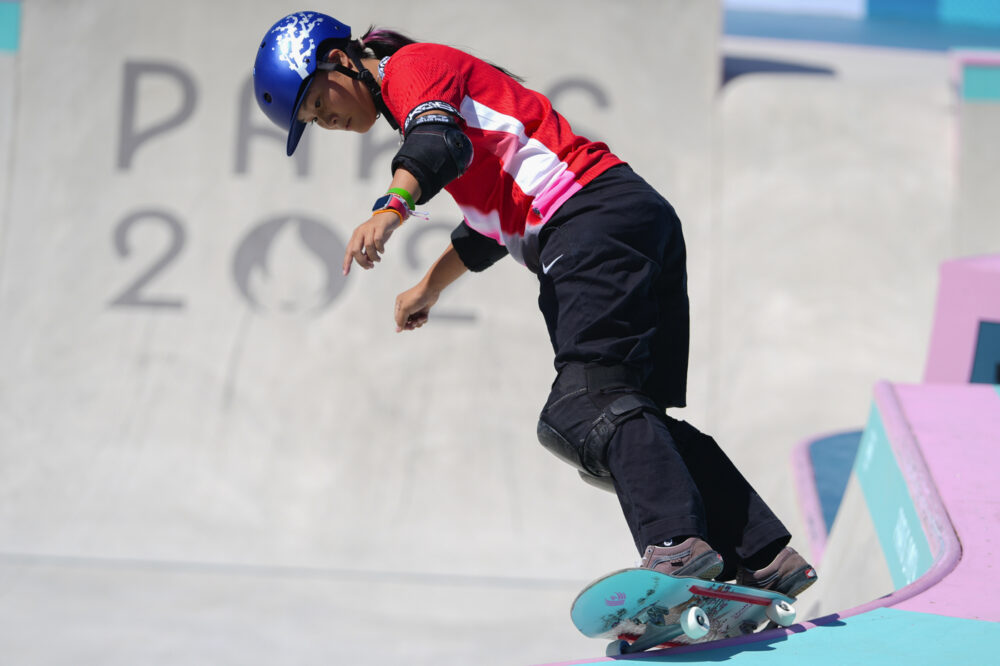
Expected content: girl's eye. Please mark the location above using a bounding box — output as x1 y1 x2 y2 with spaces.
314 98 321 109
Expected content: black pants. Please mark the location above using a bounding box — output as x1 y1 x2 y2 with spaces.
536 165 789 575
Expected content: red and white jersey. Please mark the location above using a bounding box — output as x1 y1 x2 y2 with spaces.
380 43 624 269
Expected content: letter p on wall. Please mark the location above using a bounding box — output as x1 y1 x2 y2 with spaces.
118 61 197 170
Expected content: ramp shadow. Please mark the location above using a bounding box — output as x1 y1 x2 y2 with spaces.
616 614 847 662
722 56 836 86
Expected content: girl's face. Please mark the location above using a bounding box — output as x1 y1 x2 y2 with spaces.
297 51 378 133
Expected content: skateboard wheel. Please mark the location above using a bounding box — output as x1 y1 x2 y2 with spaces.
680 606 710 640
605 639 630 656
766 599 796 627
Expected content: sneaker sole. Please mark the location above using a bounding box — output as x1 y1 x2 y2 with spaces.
674 552 725 580
778 567 818 599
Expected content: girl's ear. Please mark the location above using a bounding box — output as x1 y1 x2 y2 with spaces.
322 48 351 68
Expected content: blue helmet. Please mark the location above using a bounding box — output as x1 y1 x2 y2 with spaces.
253 12 352 156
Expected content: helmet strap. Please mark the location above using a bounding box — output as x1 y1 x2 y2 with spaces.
317 57 400 131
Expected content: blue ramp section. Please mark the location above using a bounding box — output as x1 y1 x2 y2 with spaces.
725 9 1000 50
970 321 1000 383
0 2 19 52
809 431 861 532
941 0 1000 28
550 608 1000 665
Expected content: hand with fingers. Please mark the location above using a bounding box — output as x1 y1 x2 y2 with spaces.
342 211 402 274
395 282 439 332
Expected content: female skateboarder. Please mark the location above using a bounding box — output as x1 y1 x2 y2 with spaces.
252 11 816 598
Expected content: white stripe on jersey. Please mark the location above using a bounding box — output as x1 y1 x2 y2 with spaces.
460 96 569 198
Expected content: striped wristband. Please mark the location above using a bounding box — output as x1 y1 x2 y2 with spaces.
386 187 415 210
372 193 410 223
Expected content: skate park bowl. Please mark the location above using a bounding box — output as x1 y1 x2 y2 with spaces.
3 1 1000 665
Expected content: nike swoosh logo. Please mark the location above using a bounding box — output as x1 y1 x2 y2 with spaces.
542 254 564 275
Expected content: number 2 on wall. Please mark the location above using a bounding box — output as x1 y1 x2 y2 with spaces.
109 209 186 310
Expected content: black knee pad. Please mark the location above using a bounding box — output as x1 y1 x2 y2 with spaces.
536 364 660 490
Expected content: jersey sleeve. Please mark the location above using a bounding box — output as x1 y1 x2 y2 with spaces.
381 45 467 134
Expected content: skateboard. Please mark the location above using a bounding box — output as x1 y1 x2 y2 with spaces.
571 568 797 656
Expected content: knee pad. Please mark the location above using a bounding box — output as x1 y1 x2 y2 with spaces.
537 416 616 493
536 364 660 490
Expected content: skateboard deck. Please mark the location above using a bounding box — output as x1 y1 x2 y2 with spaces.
571 568 797 656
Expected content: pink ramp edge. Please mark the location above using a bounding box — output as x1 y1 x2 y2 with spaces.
924 255 1000 383
889 382 1000 621
951 49 1000 87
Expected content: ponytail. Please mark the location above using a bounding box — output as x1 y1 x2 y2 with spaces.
355 25 524 82
357 26 416 59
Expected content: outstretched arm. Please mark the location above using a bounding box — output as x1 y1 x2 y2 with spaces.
342 168 422 275
342 109 472 275
395 243 468 332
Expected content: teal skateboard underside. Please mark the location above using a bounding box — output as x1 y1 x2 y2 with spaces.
571 568 796 653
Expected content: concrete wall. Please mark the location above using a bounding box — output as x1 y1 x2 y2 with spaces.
0 2 720 664
0 1 17 265
0 0 718 574
706 38 955 534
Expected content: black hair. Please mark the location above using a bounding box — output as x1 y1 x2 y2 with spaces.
357 25 417 59
353 26 524 82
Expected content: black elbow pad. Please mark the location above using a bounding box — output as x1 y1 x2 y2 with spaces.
391 114 473 204
450 221 509 272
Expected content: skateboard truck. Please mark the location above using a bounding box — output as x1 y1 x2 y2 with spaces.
605 605 711 656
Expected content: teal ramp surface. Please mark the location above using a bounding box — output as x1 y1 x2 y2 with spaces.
0 2 19 52
547 608 1000 665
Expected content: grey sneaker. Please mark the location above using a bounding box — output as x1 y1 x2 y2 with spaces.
640 537 724 580
736 547 817 598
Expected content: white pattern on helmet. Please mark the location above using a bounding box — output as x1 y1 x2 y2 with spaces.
273 13 325 80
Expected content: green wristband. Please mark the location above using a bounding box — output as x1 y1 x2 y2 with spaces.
386 187 415 210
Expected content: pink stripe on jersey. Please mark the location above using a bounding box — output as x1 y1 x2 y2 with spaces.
531 172 583 225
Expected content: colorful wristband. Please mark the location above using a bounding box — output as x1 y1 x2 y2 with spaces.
372 193 410 223
386 187 415 210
